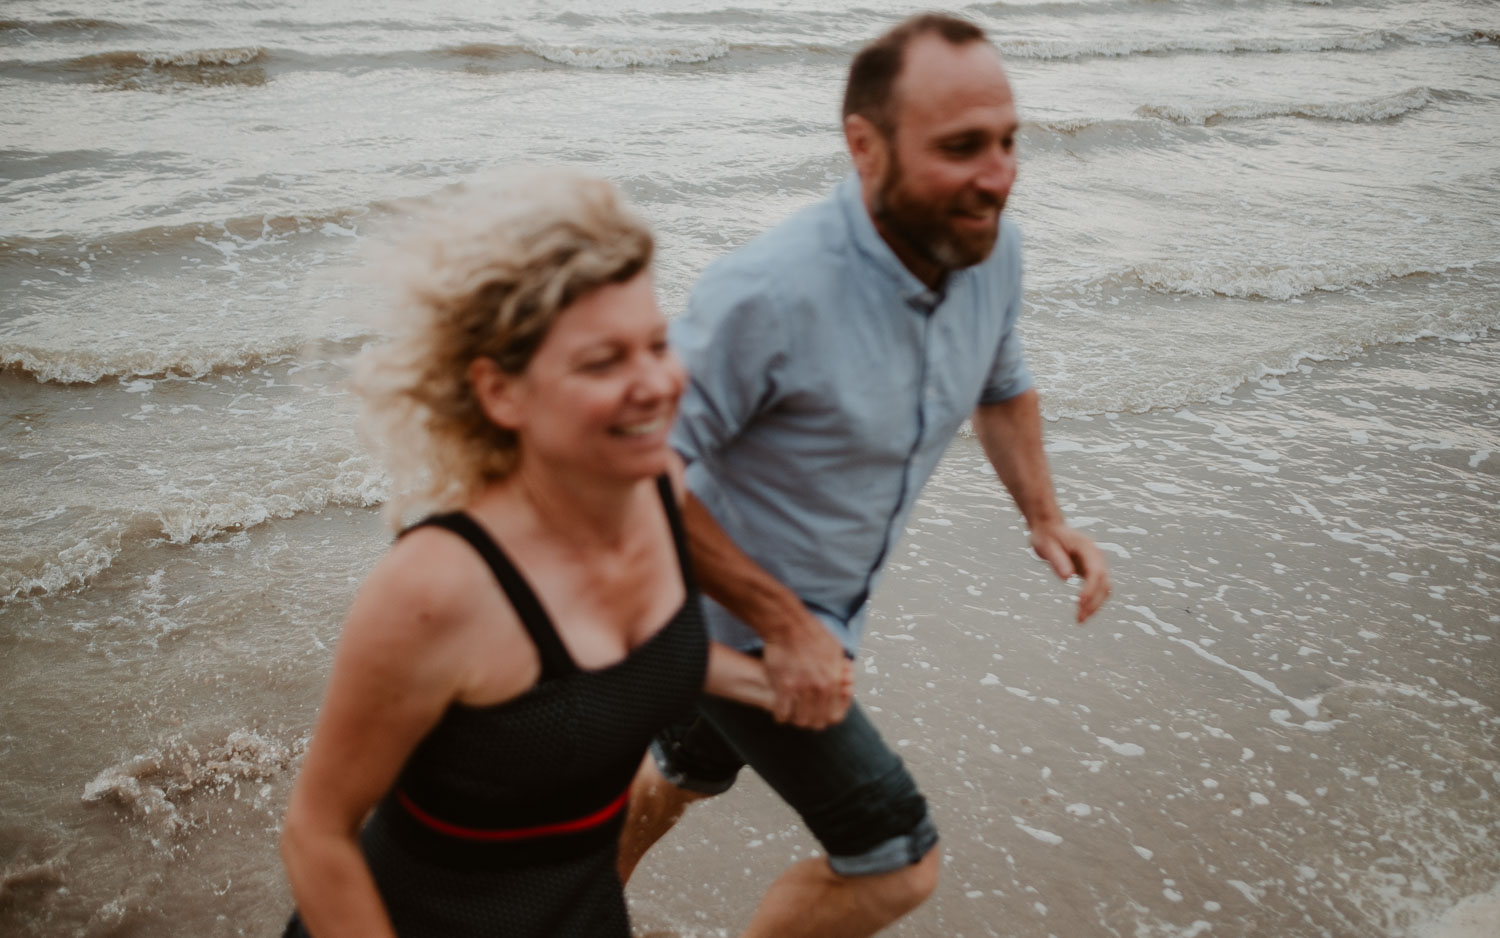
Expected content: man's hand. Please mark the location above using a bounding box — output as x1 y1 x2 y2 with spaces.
681 490 853 730
760 610 853 730
1030 521 1111 623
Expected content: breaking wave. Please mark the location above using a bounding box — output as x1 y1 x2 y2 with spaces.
994 25 1455 60
0 462 387 604
1119 258 1477 301
0 534 127 606
444 38 841 69
522 38 730 68
82 730 302 836
63 46 267 70
0 335 308 384
965 0 1284 15
1020 116 1208 154
1 45 270 88
0 17 139 37
2 201 381 269
1137 86 1448 125
8 20 1483 86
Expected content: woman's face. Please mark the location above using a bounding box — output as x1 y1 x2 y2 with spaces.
488 271 686 482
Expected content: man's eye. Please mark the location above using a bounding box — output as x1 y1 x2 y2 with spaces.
580 357 617 372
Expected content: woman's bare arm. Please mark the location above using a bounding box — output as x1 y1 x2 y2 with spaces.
703 642 851 712
279 532 531 938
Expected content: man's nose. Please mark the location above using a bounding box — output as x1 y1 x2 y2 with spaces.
975 145 1016 198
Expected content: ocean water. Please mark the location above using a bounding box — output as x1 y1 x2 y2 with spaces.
2 1 1497 935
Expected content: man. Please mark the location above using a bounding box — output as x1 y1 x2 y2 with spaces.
620 14 1112 937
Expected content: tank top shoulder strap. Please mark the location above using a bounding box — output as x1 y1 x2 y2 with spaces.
401 513 579 680
654 474 695 586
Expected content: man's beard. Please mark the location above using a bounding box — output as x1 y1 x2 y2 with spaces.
871 150 1004 274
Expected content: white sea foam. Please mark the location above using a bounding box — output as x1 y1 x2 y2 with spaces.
150 457 387 544
1413 885 1500 938
140 47 266 68
82 730 300 837
523 38 729 68
0 335 307 384
1098 736 1146 756
1013 818 1064 845
0 460 388 603
0 536 123 604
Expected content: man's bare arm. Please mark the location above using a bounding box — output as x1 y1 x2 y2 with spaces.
683 493 852 729
973 389 1111 623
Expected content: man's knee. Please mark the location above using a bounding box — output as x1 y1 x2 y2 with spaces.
842 845 941 921
901 845 941 906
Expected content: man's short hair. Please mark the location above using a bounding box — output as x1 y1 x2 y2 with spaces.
842 13 989 135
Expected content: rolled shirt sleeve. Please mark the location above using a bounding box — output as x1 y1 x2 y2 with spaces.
978 219 1034 405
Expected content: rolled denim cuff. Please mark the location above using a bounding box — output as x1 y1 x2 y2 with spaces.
826 815 939 877
649 738 740 796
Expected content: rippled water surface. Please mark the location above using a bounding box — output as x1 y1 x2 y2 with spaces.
2 0 1497 935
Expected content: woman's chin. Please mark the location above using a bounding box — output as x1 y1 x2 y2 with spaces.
571 442 675 483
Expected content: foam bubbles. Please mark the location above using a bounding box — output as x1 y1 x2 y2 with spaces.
81 730 299 837
523 38 729 68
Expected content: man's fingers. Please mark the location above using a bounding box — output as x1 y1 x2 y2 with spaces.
774 672 849 730
803 681 835 731
1035 538 1076 581
1073 547 1112 623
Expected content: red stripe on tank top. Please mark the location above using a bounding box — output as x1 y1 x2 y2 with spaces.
396 787 631 841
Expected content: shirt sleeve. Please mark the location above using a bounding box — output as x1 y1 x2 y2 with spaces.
978 220 1035 405
669 267 788 464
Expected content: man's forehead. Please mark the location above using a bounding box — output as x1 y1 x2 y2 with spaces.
892 35 1013 122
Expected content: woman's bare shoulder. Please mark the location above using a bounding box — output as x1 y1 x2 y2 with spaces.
346 526 507 648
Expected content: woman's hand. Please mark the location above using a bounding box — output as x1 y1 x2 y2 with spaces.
704 642 852 715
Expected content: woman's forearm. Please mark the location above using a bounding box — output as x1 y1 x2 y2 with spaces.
281 823 397 938
703 643 776 710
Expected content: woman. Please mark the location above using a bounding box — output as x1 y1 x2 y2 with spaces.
279 170 786 937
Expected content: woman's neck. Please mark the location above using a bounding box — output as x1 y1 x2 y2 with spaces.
491 458 646 552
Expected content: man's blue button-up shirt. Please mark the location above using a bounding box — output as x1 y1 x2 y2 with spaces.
670 174 1034 654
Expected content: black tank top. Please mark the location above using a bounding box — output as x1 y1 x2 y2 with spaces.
285 475 709 938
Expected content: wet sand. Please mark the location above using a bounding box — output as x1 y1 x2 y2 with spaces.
2 335 1497 937
631 335 1500 937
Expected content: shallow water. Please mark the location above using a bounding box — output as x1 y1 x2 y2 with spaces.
2 0 1498 934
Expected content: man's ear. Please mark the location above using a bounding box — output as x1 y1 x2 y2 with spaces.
469 356 523 431
844 113 889 186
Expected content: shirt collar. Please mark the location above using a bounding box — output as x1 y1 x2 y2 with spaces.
836 174 946 313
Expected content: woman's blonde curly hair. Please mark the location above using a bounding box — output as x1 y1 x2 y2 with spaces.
353 169 654 527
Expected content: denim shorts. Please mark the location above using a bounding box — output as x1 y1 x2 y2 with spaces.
650 696 938 876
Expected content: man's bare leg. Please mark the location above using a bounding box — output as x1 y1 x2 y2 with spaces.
618 754 940 938
741 848 940 938
618 754 713 884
